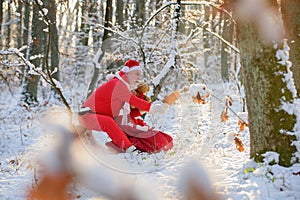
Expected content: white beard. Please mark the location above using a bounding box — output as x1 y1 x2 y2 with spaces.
130 82 138 90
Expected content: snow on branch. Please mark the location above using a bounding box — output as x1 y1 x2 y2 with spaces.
203 27 239 54
95 24 139 46
181 1 235 23
152 54 175 86
7 47 72 114
143 2 176 28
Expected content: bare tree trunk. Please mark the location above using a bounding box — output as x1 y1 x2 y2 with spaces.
203 3 210 69
116 0 124 30
0 0 3 34
23 0 30 59
16 1 23 47
80 0 90 46
220 12 233 82
281 0 300 97
6 0 11 47
236 1 297 166
48 0 59 81
21 2 46 105
86 0 112 97
135 0 146 27
90 2 100 54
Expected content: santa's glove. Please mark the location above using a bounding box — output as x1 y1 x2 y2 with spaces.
149 102 169 114
125 145 137 153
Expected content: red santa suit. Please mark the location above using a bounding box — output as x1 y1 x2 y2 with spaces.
78 60 173 153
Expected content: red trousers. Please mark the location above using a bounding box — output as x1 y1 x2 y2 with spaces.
77 113 173 153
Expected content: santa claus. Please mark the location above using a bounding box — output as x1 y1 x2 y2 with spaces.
78 59 173 153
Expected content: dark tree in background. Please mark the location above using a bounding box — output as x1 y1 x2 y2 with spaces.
220 11 234 83
22 2 47 104
5 0 11 47
47 0 60 81
23 0 31 59
116 0 124 30
86 0 113 97
0 0 3 34
203 4 210 69
134 0 146 27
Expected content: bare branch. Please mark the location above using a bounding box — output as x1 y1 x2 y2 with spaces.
8 48 72 115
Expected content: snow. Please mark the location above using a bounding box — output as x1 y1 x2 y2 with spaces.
152 56 175 86
1 83 300 200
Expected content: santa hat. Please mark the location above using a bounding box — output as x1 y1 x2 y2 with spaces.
121 59 142 73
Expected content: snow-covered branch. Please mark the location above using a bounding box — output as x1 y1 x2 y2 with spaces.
8 48 72 115
95 24 139 46
202 27 240 54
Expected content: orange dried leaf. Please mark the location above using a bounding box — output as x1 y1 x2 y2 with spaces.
192 92 205 104
221 110 229 122
238 120 248 131
226 96 233 107
234 136 244 152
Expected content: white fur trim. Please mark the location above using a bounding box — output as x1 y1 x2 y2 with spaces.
106 74 115 80
115 72 130 89
121 65 142 73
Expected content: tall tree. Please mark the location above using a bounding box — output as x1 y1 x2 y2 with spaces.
135 0 146 27
23 0 31 59
22 1 47 104
281 0 300 97
16 1 23 47
220 12 234 83
6 0 11 47
0 0 3 34
48 0 59 80
116 0 124 30
203 4 210 69
86 0 112 97
80 0 90 46
234 0 298 166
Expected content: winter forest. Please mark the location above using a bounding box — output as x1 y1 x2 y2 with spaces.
1 0 300 199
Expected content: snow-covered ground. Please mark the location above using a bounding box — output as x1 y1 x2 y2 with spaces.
1 83 300 200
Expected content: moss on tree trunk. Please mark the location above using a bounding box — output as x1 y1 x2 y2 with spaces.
237 22 297 167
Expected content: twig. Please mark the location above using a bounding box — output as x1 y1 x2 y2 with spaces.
19 125 24 146
210 93 247 124
9 48 72 116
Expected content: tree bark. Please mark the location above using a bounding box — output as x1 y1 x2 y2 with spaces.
203 4 210 69
220 12 233 82
48 0 59 81
236 2 297 166
23 0 30 59
116 0 124 30
80 0 90 46
21 2 46 105
6 1 11 47
281 0 300 97
135 0 146 27
0 0 3 34
86 0 112 97
16 1 23 48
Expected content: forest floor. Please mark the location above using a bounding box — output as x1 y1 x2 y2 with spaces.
1 83 300 200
